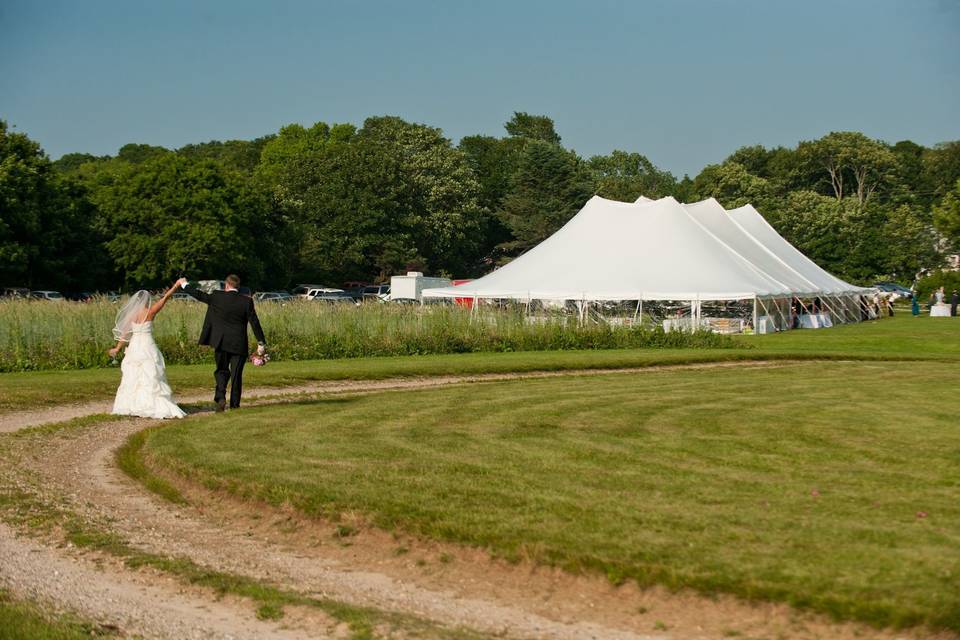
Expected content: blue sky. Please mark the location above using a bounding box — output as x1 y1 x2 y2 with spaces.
1 0 957 177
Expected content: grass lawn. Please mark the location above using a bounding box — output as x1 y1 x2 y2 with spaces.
145 360 960 631
0 589 117 639
741 313 960 359
1 315 957 415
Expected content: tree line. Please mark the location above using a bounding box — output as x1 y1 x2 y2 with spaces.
1 114 959 292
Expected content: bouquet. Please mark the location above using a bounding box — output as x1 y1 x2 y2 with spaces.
249 350 271 367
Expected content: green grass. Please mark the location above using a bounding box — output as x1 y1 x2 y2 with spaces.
144 360 960 632
0 589 119 640
742 312 960 359
115 427 188 505
2 314 956 415
0 423 488 640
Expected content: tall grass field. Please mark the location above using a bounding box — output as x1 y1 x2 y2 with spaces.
0 298 735 372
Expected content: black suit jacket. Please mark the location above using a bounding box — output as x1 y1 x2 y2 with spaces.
184 285 266 355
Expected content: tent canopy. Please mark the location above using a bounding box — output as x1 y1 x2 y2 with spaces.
424 196 864 302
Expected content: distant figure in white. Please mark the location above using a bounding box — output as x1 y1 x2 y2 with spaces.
930 286 951 318
108 278 188 419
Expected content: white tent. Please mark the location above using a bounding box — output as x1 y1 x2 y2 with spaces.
424 196 789 301
726 203 860 295
683 198 821 296
422 195 869 331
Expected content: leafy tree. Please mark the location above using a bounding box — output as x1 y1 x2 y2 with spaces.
255 121 356 205
768 191 849 276
890 140 927 206
725 145 775 177
458 135 525 210
588 150 676 202
457 134 523 260
933 178 960 249
33 176 116 290
673 175 696 203
691 162 775 209
724 144 799 194
277 136 414 283
52 152 109 174
923 141 960 201
1 120 50 285
116 143 171 164
504 112 561 144
879 204 942 281
92 154 267 288
795 132 898 206
498 140 594 253
0 121 113 290
177 136 274 174
358 116 485 276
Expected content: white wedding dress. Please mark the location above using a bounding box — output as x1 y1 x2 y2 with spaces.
112 321 186 419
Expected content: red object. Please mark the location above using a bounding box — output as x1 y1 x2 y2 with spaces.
452 279 474 309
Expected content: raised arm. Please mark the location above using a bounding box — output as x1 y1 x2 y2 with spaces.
182 280 212 304
146 278 186 321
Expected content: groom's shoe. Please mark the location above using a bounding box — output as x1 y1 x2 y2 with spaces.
215 399 226 413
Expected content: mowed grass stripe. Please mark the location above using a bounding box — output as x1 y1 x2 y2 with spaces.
2 314 958 415
145 361 960 631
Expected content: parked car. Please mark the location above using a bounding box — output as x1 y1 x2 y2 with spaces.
2 287 31 299
361 284 391 301
291 284 331 299
30 290 65 301
873 282 913 300
306 289 359 305
65 291 96 302
255 291 293 303
171 292 197 302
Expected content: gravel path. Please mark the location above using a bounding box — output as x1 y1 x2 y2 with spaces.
0 362 943 640
0 521 323 639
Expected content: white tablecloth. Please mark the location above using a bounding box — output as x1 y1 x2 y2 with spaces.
800 313 833 329
930 304 951 317
662 318 692 332
756 315 777 334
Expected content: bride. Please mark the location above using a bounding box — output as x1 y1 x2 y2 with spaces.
108 278 188 419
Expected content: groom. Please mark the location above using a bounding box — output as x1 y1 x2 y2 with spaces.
181 275 266 412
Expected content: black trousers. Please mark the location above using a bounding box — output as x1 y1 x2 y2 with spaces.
214 349 246 408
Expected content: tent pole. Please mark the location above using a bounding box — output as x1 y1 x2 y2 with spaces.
774 297 789 331
818 295 840 324
757 296 771 333
632 299 641 324
639 298 643 328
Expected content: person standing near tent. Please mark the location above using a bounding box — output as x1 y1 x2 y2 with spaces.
951 289 958 317
791 297 802 328
911 292 920 317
